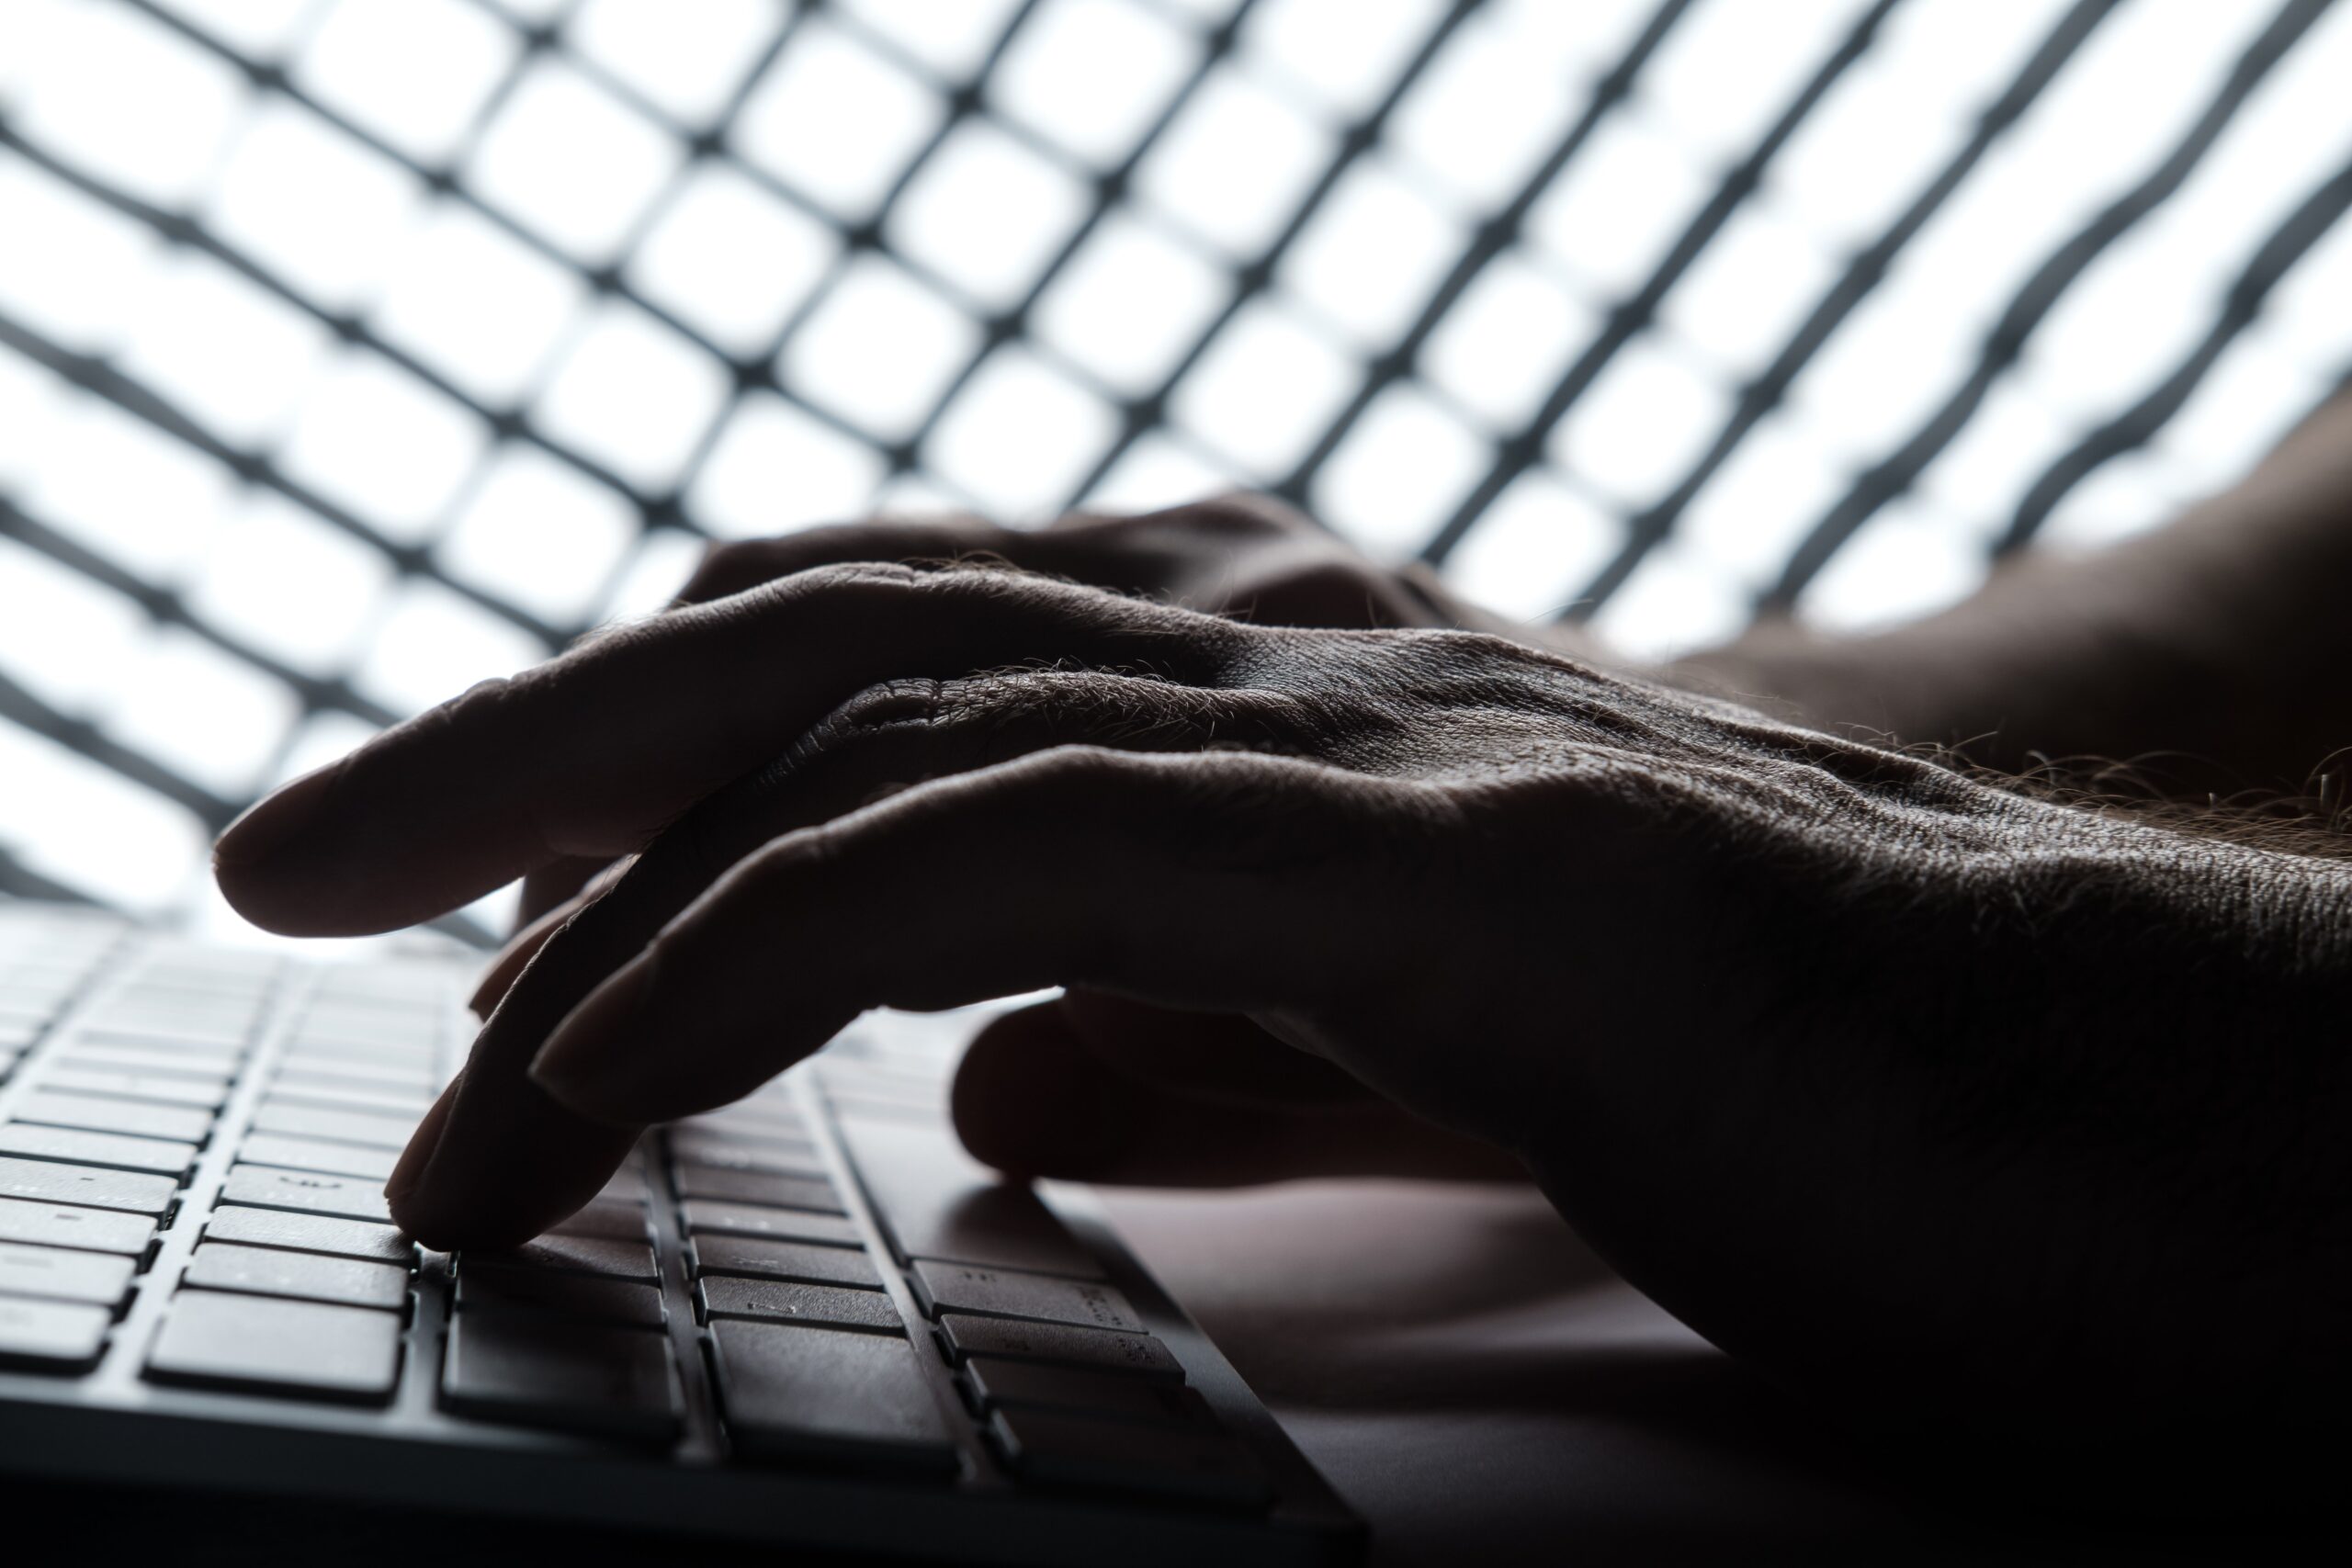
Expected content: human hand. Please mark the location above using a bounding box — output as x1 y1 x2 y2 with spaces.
213 557 2344 1461
505 495 1537 930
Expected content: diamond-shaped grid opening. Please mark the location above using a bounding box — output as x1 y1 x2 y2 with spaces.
1278 156 1465 349
437 446 639 626
731 18 944 222
887 119 1092 310
278 351 492 543
782 254 982 441
925 346 1123 522
466 59 685 264
1133 67 1337 258
186 490 394 675
690 391 890 539
207 100 428 313
371 198 589 407
1169 299 1359 480
293 0 521 165
990 0 1204 167
1032 213 1230 394
566 0 787 129
120 251 334 449
534 300 733 493
1442 468 1625 625
627 163 840 357
1419 249 1598 433
1312 382 1492 560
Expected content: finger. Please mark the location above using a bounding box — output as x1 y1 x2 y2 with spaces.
524 746 1401 1128
1056 989 1370 1109
214 563 1249 937
469 892 580 1019
518 856 609 926
951 1000 1525 1186
389 676 1295 1248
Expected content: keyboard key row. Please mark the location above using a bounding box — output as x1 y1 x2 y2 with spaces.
0 1155 175 1215
0 1122 198 1179
184 1241 410 1312
202 1205 413 1265
0 1195 158 1256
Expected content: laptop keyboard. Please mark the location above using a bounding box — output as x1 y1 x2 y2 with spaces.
0 901 1360 1563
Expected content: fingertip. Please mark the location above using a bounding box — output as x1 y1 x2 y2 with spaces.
212 761 352 933
949 1002 1129 1179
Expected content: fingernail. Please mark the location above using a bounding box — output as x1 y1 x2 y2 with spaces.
213 760 341 870
527 953 658 1118
385 1077 459 1208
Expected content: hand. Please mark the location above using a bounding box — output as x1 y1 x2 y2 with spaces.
213 558 2352 1473
506 495 1544 929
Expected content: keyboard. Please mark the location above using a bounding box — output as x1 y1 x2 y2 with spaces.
0 901 1363 1565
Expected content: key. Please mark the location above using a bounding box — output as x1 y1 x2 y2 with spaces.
989 1405 1269 1506
833 1117 1103 1278
35 1066 227 1109
277 1057 437 1093
680 1201 863 1249
441 1310 681 1441
0 1156 175 1215
457 1261 665 1328
0 1295 110 1371
221 1165 393 1224
964 1357 1199 1426
145 1291 401 1404
0 1122 197 1179
13 1089 212 1143
670 1164 842 1213
266 1080 434 1117
237 1134 399 1182
698 1277 904 1335
546 1201 650 1244
0 1196 157 1257
0 1239 136 1306
77 1019 251 1053
910 1260 1143 1333
936 1314 1182 1383
54 1042 237 1080
665 1129 825 1177
473 1233 658 1282
203 1206 413 1265
250 1102 413 1150
688 1235 884 1291
707 1319 955 1472
184 1242 410 1311
682 1104 809 1143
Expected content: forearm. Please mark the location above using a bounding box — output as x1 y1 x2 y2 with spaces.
1665 391 2352 799
1521 792 2352 1493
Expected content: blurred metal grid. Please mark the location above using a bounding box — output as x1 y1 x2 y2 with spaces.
1 0 2348 929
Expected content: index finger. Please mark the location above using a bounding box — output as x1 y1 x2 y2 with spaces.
212 563 1238 936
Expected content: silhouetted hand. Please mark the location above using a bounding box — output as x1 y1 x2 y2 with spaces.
213 556 2352 1482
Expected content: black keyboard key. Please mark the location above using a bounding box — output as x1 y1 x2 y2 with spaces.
250 1102 413 1150
688 1235 884 1291
707 1319 955 1473
989 1405 1269 1506
937 1314 1182 1383
146 1292 402 1404
910 1260 1144 1333
35 1066 228 1109
478 1232 658 1282
441 1310 681 1441
456 1261 664 1328
834 1116 1103 1278
183 1242 411 1311
238 1134 399 1181
964 1356 1199 1426
0 1196 157 1257
680 1201 863 1249
546 1200 651 1244
0 1156 175 1215
0 1295 110 1371
202 1206 413 1265
698 1277 904 1334
671 1163 842 1213
665 1129 825 1177
0 1239 136 1306
0 1122 197 1179
220 1165 393 1224
13 1089 212 1143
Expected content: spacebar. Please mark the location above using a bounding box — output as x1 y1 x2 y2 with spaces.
831 1115 1102 1280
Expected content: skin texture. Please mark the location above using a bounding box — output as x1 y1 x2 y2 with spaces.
211 404 2352 1508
